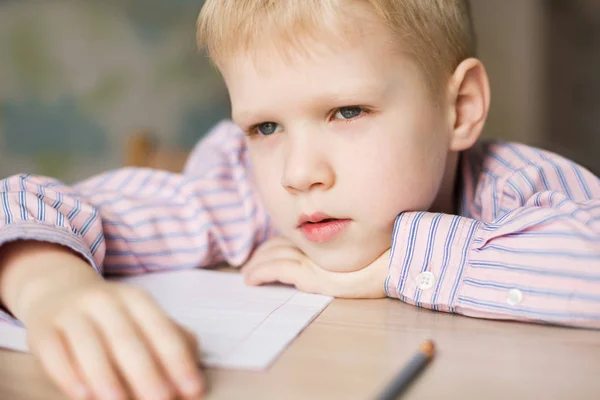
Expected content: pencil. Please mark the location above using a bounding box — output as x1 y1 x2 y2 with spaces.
374 340 436 400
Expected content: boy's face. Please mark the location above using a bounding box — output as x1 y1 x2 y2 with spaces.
222 13 455 273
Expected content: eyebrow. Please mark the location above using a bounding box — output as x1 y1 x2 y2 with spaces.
313 80 391 105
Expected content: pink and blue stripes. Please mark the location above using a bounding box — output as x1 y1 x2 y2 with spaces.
1 122 599 328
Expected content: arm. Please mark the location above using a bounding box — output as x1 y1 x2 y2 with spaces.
0 120 274 324
0 241 102 326
238 144 600 329
0 242 206 399
386 153 600 328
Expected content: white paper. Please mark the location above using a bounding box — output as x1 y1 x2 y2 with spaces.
0 269 332 370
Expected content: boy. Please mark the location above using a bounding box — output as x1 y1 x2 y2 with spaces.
1 0 599 399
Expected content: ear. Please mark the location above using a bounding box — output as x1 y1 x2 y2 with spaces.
446 58 490 152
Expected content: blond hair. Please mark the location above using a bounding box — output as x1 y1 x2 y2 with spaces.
197 0 475 97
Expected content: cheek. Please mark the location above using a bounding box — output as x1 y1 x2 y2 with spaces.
250 157 278 198
248 146 289 221
345 127 448 222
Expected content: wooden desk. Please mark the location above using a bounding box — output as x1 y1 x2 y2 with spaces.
1 298 599 399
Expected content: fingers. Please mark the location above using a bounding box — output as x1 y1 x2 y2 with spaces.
242 237 390 299
242 256 301 279
119 287 205 398
179 325 199 350
246 237 298 262
242 238 304 274
82 291 177 400
55 313 129 400
26 282 207 400
244 258 320 294
241 236 322 293
30 329 92 400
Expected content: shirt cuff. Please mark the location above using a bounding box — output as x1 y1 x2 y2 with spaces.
0 222 102 325
385 212 481 313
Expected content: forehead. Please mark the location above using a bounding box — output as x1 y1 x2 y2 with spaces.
224 33 399 88
220 13 421 124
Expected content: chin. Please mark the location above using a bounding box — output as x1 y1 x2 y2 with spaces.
306 246 383 273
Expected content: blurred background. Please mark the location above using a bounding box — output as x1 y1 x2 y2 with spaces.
0 0 598 182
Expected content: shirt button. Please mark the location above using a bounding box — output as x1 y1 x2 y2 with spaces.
416 271 436 291
507 289 523 306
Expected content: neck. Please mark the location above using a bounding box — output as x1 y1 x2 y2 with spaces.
429 151 461 215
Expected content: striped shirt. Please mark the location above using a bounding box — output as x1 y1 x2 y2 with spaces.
1 120 599 328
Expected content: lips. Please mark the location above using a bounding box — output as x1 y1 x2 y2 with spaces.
297 212 337 226
297 212 351 243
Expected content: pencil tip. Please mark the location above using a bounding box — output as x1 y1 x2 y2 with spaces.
419 340 436 359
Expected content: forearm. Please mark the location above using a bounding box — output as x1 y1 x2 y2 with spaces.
0 122 271 279
0 241 103 325
386 209 600 328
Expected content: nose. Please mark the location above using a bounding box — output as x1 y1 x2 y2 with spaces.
281 132 335 194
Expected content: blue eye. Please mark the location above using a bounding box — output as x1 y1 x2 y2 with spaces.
257 122 281 136
334 107 364 120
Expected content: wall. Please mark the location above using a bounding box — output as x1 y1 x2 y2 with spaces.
1 1 595 182
0 0 230 182
470 0 545 145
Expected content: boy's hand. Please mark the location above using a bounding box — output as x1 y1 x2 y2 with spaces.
241 237 389 298
25 280 205 400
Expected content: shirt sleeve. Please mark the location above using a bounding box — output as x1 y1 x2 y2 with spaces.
385 150 600 329
0 120 274 325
